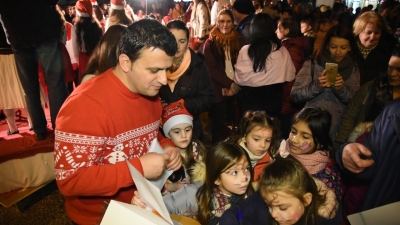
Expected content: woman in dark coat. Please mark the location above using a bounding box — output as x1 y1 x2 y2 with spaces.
203 9 241 144
159 20 214 140
352 11 397 86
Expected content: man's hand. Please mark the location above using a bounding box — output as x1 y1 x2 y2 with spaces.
139 152 170 179
163 145 182 171
342 143 374 173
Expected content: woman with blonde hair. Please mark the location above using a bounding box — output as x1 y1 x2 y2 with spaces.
353 11 397 85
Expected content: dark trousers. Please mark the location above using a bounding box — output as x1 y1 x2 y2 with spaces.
210 97 235 144
12 38 69 133
279 113 294 139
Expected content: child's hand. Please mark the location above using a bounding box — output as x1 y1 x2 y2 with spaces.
166 181 187 192
131 191 147 208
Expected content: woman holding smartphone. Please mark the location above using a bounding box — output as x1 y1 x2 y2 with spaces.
290 25 360 142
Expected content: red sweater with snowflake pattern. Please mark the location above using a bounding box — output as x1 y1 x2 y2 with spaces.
54 68 173 225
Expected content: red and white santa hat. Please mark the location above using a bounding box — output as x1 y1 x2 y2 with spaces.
110 0 125 10
162 99 193 138
75 0 93 18
90 0 98 5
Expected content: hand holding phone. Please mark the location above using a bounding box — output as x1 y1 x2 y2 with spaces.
325 63 338 86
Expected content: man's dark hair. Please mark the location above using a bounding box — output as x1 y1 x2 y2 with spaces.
378 0 397 13
119 19 178 62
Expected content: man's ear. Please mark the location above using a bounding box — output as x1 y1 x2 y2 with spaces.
303 192 312 206
119 54 131 73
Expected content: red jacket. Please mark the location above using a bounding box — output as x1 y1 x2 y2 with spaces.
280 37 308 115
253 153 271 182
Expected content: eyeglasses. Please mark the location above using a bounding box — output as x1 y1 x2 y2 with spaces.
388 65 400 73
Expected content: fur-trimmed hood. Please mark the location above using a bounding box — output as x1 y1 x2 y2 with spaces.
189 161 206 183
347 121 373 143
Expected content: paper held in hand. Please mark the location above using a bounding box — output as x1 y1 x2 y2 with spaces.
347 201 400 225
147 138 174 190
100 139 176 225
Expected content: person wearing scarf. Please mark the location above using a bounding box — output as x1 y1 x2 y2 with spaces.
159 20 214 140
203 9 241 144
291 25 360 142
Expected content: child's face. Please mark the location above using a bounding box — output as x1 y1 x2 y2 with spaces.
215 157 251 195
300 23 311 34
275 22 288 40
288 121 315 154
242 126 272 156
168 123 193 149
264 191 311 225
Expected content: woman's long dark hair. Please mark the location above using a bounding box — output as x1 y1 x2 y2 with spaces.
248 13 281 72
83 24 126 77
108 8 133 26
75 16 103 55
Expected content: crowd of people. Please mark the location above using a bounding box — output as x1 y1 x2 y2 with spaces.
1 0 400 224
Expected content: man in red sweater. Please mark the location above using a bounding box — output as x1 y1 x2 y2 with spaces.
54 19 181 225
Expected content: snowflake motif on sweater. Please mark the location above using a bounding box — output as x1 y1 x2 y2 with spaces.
54 120 159 180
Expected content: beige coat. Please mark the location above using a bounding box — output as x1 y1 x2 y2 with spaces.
190 1 211 40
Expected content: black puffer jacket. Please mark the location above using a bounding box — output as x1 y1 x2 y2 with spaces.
354 33 397 86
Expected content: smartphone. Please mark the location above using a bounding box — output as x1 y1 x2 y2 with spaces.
325 63 338 86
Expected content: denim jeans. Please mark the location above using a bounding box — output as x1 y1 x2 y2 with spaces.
11 38 68 133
